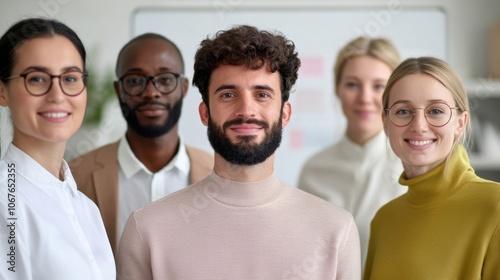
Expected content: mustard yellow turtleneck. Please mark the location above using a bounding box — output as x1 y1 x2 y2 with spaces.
364 145 500 279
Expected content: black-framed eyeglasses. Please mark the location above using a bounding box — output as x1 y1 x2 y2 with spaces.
117 72 184 96
2 70 88 96
386 102 461 127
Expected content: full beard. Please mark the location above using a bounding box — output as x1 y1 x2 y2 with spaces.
207 115 283 165
119 96 183 138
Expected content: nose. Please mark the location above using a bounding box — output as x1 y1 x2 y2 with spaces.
45 77 65 103
142 78 161 98
358 85 372 103
235 93 256 119
408 109 428 131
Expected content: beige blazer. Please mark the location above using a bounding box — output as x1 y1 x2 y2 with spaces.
69 141 213 255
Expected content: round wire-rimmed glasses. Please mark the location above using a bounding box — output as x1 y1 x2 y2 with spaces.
385 102 461 127
117 72 184 96
2 70 88 96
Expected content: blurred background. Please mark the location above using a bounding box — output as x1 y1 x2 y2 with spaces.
1 0 499 185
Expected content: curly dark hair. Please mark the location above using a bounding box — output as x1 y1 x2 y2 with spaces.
192 25 300 105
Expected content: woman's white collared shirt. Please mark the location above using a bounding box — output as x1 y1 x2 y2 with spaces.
0 144 115 280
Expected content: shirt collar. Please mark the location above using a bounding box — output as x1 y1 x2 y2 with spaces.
5 144 79 197
117 135 190 178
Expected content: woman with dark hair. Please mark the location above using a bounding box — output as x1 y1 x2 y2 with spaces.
0 18 115 279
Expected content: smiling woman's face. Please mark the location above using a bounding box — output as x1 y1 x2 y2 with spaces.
337 55 392 144
0 35 86 147
383 73 467 179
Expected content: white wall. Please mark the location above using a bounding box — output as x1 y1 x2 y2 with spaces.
1 0 499 184
2 0 499 78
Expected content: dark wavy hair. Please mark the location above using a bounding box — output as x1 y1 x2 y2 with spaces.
192 25 300 105
0 18 86 81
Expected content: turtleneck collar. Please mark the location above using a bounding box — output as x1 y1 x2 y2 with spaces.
399 145 476 207
199 171 287 208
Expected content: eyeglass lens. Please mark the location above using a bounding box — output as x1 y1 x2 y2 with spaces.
122 73 179 96
388 102 453 127
25 71 86 96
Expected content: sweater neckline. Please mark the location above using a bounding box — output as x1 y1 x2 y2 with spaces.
399 145 475 207
202 171 286 207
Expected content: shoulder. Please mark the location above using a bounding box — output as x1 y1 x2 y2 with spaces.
185 145 213 160
303 144 341 167
371 194 406 220
185 145 213 172
298 144 343 192
69 141 119 170
464 176 500 208
288 186 354 222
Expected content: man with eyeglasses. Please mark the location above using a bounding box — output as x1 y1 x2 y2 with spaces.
69 33 213 255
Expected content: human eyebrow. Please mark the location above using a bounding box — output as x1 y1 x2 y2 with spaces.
157 67 176 73
253 85 276 94
21 66 49 73
342 76 360 81
391 100 412 105
427 99 449 104
61 66 84 73
253 85 274 90
214 84 238 94
21 66 83 74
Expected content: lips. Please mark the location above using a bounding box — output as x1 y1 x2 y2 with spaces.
230 124 262 134
223 118 268 135
354 109 375 118
137 104 167 111
134 103 169 118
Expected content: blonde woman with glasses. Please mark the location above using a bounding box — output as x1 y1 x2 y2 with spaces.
364 57 500 279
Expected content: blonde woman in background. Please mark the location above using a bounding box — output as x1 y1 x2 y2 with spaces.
298 37 405 267
364 57 500 279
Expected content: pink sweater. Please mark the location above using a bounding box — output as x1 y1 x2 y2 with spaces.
117 171 361 279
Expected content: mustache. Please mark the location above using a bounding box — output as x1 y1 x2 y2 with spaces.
222 118 269 130
132 100 171 111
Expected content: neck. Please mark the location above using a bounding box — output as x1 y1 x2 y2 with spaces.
12 136 65 179
346 128 381 146
213 153 275 182
126 128 180 172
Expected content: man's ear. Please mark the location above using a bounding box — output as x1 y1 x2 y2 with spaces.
113 81 120 98
181 77 189 98
199 101 209 126
0 82 9 107
281 101 292 128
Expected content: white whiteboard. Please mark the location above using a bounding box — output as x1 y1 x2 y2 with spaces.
132 4 447 186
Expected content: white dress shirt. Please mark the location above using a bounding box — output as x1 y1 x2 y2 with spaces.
0 144 115 280
117 136 190 239
298 131 405 269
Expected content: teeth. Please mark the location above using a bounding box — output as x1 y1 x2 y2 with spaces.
42 112 68 118
409 140 433 146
